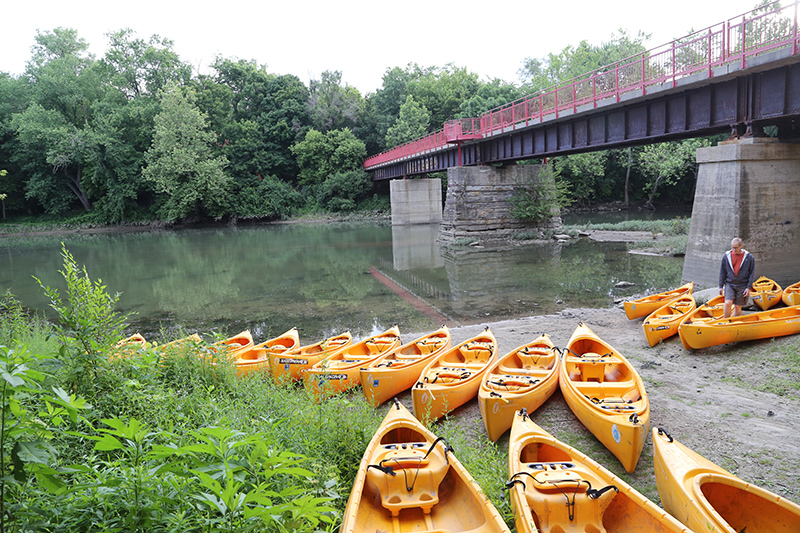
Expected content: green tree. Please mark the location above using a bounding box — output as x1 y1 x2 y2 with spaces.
11 28 104 214
638 138 710 208
553 152 609 206
385 95 430 149
142 82 231 222
101 28 191 99
208 59 310 183
291 128 366 186
458 78 524 117
307 70 364 132
520 29 650 92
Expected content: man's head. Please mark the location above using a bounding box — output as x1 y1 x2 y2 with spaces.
731 237 743 253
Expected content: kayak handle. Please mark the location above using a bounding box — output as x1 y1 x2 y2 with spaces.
657 426 674 442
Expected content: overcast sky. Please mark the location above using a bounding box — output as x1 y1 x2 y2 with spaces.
3 0 766 94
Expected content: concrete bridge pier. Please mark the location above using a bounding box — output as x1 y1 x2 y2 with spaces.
682 138 800 289
439 164 561 241
390 178 443 225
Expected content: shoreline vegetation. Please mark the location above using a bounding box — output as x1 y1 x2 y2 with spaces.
0 207 690 256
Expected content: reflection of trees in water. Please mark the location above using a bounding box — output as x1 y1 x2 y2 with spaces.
440 240 683 322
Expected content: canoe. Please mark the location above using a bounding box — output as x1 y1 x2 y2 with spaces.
507 409 693 533
211 330 254 358
783 280 800 306
560 323 650 473
269 331 353 383
340 399 510 533
751 275 783 311
411 327 497 423
109 333 148 360
304 326 401 401
642 295 696 347
652 426 800 533
624 282 694 320
156 333 203 355
360 326 451 407
478 334 560 442
676 295 725 350
233 327 300 377
676 304 800 350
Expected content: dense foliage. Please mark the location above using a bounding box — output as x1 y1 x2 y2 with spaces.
1 15 759 226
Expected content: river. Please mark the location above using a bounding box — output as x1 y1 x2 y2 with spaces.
0 221 684 344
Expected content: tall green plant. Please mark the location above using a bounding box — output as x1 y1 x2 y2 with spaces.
509 164 573 224
0 344 90 533
34 243 130 394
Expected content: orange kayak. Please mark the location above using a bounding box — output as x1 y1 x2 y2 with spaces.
560 323 650 473
508 410 693 533
340 399 510 533
210 330 253 358
270 331 353 383
783 280 800 306
750 275 783 311
624 282 694 319
304 326 401 401
677 305 800 350
234 327 300 377
478 334 560 442
360 326 451 407
411 327 497 423
642 295 696 347
653 427 800 533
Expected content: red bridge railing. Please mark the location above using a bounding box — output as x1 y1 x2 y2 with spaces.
364 0 799 170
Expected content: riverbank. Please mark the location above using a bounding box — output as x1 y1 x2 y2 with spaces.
402 305 800 503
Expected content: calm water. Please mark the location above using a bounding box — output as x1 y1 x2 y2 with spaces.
0 222 684 343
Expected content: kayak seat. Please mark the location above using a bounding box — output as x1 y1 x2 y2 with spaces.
416 339 447 355
523 462 617 532
459 342 494 362
366 337 399 354
367 442 450 516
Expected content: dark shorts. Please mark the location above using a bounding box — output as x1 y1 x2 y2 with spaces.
724 285 748 306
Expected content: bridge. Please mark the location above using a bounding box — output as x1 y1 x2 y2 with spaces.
364 1 800 179
365 1 800 292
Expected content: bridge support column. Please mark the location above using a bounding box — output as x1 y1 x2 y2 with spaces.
440 165 561 241
682 138 800 289
390 178 442 225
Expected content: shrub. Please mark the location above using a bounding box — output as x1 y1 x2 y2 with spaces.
509 164 573 224
316 170 373 212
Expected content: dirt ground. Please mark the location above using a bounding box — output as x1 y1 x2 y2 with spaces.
397 301 800 506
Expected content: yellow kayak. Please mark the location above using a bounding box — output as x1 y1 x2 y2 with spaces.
304 326 401 402
781 280 800 306
642 295 696 347
234 327 300 377
360 326 451 407
560 323 650 473
652 427 800 533
340 399 510 533
677 295 725 350
624 282 694 320
109 333 148 360
751 275 783 311
478 334 560 442
411 327 497 423
677 304 800 350
508 409 693 533
210 330 254 358
270 331 353 383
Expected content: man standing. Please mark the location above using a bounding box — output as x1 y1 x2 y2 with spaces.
719 237 756 318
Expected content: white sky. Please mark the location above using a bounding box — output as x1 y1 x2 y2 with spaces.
3 0 767 95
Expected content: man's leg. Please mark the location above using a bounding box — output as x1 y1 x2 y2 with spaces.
724 300 734 318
